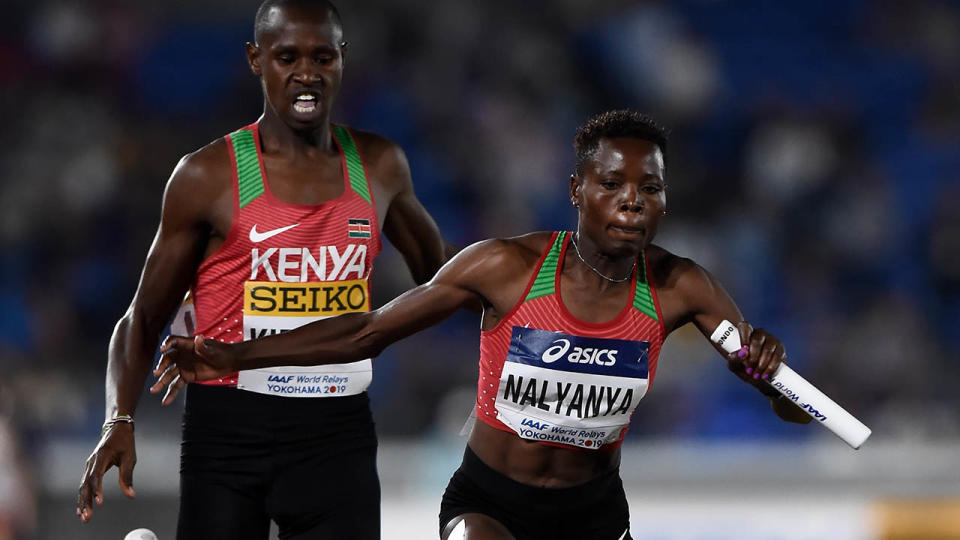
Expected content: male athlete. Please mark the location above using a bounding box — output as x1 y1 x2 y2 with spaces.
77 1 454 538
155 110 811 539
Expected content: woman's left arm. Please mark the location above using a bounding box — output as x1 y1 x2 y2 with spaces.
668 258 811 424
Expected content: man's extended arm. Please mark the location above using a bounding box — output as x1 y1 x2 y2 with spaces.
77 146 227 523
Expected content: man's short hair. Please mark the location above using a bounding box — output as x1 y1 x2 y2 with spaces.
254 0 343 43
573 110 669 176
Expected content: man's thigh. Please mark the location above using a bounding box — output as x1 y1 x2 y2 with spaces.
177 470 270 540
269 444 381 540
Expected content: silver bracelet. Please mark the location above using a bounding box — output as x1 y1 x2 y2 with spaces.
101 414 135 437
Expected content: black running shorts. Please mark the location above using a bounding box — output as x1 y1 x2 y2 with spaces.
177 383 380 540
439 446 632 540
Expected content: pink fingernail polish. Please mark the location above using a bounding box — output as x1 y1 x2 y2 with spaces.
738 347 748 358
746 367 753 375
753 372 760 380
762 374 769 380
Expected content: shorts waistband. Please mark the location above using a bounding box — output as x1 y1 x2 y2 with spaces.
185 382 372 418
459 445 621 506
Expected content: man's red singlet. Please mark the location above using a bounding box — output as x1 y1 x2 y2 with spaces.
172 122 381 398
476 231 665 449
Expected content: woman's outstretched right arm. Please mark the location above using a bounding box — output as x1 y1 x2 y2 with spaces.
152 238 520 387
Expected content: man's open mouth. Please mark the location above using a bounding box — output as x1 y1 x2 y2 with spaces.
293 92 318 113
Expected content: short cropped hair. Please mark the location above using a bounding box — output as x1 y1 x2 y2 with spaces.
254 0 343 43
573 110 669 176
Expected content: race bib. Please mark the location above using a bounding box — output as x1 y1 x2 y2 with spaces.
236 279 373 397
495 327 649 449
169 293 195 337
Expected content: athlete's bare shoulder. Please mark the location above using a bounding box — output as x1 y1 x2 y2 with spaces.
469 231 552 266
645 244 702 290
161 137 233 230
168 137 232 193
504 230 557 260
645 243 728 331
344 128 409 190
347 128 400 164
449 232 553 289
445 232 554 318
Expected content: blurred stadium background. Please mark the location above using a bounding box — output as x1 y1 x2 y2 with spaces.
1 0 958 538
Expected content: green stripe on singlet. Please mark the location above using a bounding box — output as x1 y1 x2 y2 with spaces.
633 251 659 321
524 232 567 302
331 125 373 205
229 129 265 208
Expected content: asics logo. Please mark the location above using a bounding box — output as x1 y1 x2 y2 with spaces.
541 339 570 363
249 223 300 243
540 339 619 366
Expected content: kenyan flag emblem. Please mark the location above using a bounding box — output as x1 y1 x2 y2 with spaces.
348 218 371 238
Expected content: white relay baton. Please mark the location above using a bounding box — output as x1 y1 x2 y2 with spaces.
710 320 872 449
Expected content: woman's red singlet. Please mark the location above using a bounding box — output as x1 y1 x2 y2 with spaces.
475 231 665 449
